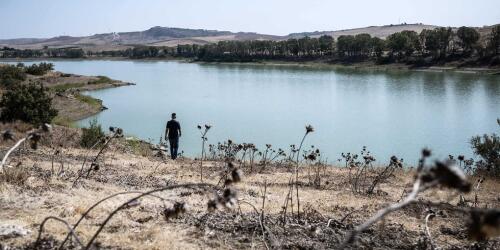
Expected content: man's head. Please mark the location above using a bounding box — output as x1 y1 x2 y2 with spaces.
171 113 176 119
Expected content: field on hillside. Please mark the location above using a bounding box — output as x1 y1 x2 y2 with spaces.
0 124 499 249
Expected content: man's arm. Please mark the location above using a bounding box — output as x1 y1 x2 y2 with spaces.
178 122 181 137
165 123 169 140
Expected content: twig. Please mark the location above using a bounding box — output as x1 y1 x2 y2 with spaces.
36 216 84 249
340 177 438 247
59 190 170 249
84 183 213 249
0 137 29 173
424 213 437 250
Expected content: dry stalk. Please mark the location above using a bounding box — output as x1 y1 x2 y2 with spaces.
424 212 437 250
36 216 84 249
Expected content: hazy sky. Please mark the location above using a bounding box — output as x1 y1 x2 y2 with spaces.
1 0 499 39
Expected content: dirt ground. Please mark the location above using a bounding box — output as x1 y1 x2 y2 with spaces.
0 125 499 249
28 71 133 122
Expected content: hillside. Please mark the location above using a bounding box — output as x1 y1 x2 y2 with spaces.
1 23 489 51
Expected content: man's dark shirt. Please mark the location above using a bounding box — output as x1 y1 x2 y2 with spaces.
166 120 181 139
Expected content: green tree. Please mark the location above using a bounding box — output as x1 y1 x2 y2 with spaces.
488 25 500 55
0 83 58 125
318 35 334 55
457 26 480 54
0 64 26 88
386 31 419 59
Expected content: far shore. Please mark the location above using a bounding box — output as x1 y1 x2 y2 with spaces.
2 57 500 75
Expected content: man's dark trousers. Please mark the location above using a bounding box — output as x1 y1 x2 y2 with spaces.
169 137 179 159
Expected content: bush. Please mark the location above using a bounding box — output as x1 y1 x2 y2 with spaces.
0 165 29 186
0 83 58 125
80 118 105 148
470 120 500 175
25 62 54 75
0 64 26 88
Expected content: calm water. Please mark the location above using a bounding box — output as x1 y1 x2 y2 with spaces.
10 60 500 164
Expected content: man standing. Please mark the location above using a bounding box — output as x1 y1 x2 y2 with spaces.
165 113 181 159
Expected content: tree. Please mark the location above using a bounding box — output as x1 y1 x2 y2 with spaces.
25 62 54 75
420 28 452 59
318 35 334 55
337 35 355 57
0 64 26 88
457 27 480 54
0 83 58 125
488 25 500 55
386 31 419 59
370 37 385 58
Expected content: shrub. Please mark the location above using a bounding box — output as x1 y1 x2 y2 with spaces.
0 165 29 186
0 83 58 125
0 64 26 88
471 133 500 174
80 118 105 148
25 62 54 75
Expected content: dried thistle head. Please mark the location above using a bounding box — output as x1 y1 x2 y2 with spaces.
458 155 465 161
197 125 202 130
424 160 471 192
2 130 14 141
41 123 52 133
91 162 99 171
422 148 432 158
163 202 187 220
305 125 314 133
468 209 500 241
205 124 211 130
29 133 41 150
231 168 242 183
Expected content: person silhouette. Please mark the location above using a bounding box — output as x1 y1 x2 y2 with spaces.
165 113 181 159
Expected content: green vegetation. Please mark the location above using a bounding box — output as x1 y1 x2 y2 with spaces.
94 25 498 66
52 115 76 127
89 76 113 85
0 83 58 125
0 47 84 58
74 93 102 108
24 62 54 75
470 120 500 175
0 64 26 88
80 118 105 148
50 82 87 92
1 25 499 66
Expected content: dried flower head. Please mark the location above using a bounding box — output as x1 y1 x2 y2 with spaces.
305 125 314 133
231 169 243 183
458 155 465 161
91 162 100 171
205 124 211 130
163 202 187 220
109 126 115 132
41 123 52 133
197 125 202 130
422 148 432 158
2 130 14 141
425 160 471 192
29 133 42 150
467 209 500 241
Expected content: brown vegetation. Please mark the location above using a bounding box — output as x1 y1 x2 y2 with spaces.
0 123 499 249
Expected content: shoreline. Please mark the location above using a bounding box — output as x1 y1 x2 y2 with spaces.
2 57 500 75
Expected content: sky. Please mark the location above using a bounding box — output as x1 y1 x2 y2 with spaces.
0 0 499 39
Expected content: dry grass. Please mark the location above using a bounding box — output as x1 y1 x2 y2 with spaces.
0 127 499 249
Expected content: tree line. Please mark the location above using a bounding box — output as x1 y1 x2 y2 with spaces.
1 26 499 66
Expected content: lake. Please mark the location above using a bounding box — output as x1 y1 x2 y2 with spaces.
9 60 500 164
